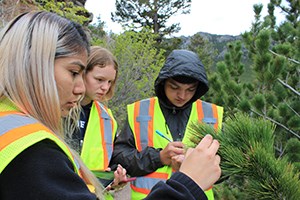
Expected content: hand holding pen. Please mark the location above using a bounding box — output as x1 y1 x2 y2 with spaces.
156 130 186 166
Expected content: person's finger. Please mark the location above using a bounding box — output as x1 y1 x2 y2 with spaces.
209 139 220 155
171 141 185 148
105 167 112 172
196 134 213 149
122 167 126 176
215 154 221 165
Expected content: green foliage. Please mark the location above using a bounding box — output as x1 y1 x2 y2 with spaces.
285 138 300 171
111 0 191 40
88 16 107 45
98 28 165 125
188 113 300 199
252 94 266 111
206 1 300 153
36 0 90 25
157 37 183 56
187 34 218 74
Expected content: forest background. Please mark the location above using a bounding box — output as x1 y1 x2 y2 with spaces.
1 0 299 199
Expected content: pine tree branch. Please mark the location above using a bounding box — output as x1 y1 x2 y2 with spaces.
277 78 300 97
250 108 300 139
285 101 300 118
269 49 300 65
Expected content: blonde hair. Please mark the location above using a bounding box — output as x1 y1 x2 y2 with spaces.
0 11 103 199
86 46 119 102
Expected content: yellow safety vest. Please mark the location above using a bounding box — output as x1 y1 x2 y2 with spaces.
80 101 117 200
0 97 95 193
127 97 223 200
0 103 80 176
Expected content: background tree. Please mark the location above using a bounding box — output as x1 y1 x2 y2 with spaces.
88 15 107 44
92 29 165 126
187 33 219 74
111 0 191 41
36 0 91 25
203 2 300 198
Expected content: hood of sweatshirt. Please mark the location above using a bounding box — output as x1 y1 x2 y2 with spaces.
154 49 209 109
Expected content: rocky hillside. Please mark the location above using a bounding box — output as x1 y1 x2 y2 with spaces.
180 32 243 61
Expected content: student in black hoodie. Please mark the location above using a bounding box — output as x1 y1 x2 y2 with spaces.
111 49 224 199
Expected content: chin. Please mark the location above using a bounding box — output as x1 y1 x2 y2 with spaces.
172 102 186 107
61 109 70 117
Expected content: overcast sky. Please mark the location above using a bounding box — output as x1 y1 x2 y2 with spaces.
85 0 286 36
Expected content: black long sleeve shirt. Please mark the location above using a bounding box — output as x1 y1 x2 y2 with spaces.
0 140 207 200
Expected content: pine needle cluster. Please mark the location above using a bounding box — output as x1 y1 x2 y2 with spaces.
188 113 300 199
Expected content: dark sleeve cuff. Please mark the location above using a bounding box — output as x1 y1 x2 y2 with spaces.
170 172 208 200
150 148 164 168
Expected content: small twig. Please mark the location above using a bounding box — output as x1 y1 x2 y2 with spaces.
277 78 300 97
269 49 300 65
251 109 300 139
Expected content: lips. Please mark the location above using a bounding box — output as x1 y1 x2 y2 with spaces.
175 99 185 104
66 100 78 108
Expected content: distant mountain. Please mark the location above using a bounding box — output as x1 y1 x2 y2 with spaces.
179 32 243 61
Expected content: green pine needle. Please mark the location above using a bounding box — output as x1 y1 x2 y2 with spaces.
188 113 300 199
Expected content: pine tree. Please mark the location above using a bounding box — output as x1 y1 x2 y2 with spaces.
111 0 191 41
36 0 91 25
188 113 300 200
203 1 300 198
207 1 300 149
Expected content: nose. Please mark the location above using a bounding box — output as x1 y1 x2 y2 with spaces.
100 81 111 92
177 90 186 100
74 76 85 95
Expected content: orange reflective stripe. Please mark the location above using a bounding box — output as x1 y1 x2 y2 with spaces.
211 104 218 130
207 186 213 190
134 101 142 151
131 184 151 195
94 102 109 168
0 111 25 116
0 123 51 150
197 100 204 121
147 98 155 147
145 171 169 180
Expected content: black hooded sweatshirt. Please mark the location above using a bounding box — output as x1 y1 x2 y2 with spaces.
110 49 209 176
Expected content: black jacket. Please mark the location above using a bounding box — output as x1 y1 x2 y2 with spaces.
110 49 209 176
0 140 207 200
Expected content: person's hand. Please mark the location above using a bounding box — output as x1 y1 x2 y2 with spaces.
171 154 185 171
105 164 128 191
160 141 185 165
179 134 221 191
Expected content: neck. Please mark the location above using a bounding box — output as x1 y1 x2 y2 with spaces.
81 97 92 106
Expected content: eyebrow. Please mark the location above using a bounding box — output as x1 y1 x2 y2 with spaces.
71 61 86 70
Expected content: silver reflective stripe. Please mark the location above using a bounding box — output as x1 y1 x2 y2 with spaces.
98 102 113 160
0 114 37 136
133 176 163 190
136 98 151 150
201 101 217 124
